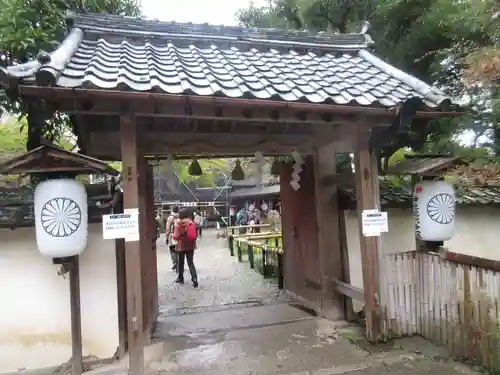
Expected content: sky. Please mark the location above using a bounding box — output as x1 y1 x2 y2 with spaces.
140 0 266 25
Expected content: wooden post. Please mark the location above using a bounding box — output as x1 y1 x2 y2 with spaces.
237 241 242 262
354 127 388 343
115 239 127 358
120 113 145 375
338 210 356 322
229 235 234 256
69 256 83 375
261 247 267 277
277 252 284 289
144 161 158 340
313 142 345 321
248 244 255 269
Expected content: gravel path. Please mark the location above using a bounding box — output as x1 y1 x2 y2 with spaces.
156 229 289 316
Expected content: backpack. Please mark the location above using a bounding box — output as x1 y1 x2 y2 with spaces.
184 222 198 242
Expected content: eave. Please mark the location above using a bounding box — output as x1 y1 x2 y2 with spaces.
0 144 118 176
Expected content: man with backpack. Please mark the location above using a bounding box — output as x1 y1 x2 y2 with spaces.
165 206 179 271
172 208 198 287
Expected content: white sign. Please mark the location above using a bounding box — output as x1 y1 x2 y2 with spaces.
103 208 139 242
361 209 388 237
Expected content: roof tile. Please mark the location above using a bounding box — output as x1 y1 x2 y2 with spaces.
340 183 500 208
0 13 461 109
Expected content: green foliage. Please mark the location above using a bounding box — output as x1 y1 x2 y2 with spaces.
171 158 231 187
108 161 122 172
0 0 141 148
0 116 27 161
0 0 140 66
237 0 499 161
0 115 79 185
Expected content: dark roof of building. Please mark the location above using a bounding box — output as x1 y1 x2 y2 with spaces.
0 183 111 228
230 183 280 199
0 12 461 109
153 174 227 203
227 179 500 206
339 183 500 208
386 154 468 176
0 144 118 176
231 176 280 188
0 183 109 205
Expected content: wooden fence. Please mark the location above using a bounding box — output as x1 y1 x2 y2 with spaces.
227 228 284 289
384 250 500 371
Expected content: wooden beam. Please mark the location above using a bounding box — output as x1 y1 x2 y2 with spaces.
22 86 407 116
332 279 365 303
313 142 344 321
441 251 500 272
51 98 362 126
321 172 355 187
354 127 388 343
120 113 145 375
90 132 318 158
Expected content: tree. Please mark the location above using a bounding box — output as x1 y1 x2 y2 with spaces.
173 158 232 187
237 0 499 159
0 0 141 152
0 115 78 185
462 5 500 85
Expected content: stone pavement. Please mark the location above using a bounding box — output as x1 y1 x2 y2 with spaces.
156 229 290 315
149 229 480 375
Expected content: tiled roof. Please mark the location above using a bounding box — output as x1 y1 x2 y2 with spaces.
0 12 460 109
0 184 110 228
230 184 280 199
0 144 119 176
387 155 468 176
339 183 500 208
227 180 500 206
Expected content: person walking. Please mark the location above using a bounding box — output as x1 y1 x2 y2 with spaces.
194 211 203 238
165 206 179 271
172 208 198 287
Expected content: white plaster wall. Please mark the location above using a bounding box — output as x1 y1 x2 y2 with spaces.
0 224 119 373
346 206 500 293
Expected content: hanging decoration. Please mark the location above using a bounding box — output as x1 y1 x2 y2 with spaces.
164 154 179 194
231 159 245 181
270 157 281 176
153 160 163 202
188 156 203 176
413 181 456 242
290 150 303 191
254 151 265 186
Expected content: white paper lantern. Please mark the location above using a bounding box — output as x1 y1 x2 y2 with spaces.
34 179 88 257
413 180 456 242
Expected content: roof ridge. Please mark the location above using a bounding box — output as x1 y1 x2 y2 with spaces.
65 11 373 51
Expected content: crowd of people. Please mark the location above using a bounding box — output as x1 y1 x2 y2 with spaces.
230 202 282 233
153 202 281 288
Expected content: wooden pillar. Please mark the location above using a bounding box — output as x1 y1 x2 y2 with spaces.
140 159 158 342
313 142 344 321
115 239 127 357
354 127 388 343
120 113 145 375
69 256 83 375
146 161 158 336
